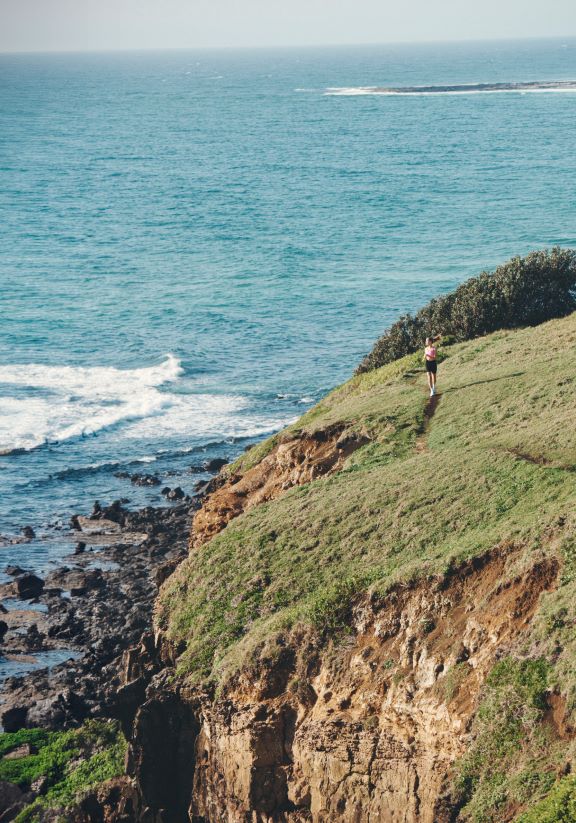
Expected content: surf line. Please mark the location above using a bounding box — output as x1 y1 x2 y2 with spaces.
324 80 576 96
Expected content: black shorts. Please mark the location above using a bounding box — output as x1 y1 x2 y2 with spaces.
425 359 437 374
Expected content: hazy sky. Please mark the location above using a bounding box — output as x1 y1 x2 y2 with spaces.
1 0 576 53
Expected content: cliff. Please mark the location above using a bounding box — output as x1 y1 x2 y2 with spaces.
126 312 576 822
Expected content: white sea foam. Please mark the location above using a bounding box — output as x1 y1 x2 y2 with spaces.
324 85 576 97
0 355 288 454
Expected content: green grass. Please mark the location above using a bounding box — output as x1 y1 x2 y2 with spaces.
225 349 431 475
159 314 576 691
454 658 558 822
154 314 576 820
0 721 126 822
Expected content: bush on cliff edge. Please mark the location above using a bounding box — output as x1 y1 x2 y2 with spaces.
357 248 576 373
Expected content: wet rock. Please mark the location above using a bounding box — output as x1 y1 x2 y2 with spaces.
130 474 161 487
74 541 86 555
13 573 44 599
21 526 36 539
204 457 228 472
0 497 191 736
75 516 122 535
23 624 45 651
68 569 106 597
96 500 127 525
0 621 8 642
162 487 185 501
4 565 25 577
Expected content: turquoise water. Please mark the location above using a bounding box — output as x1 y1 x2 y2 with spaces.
1 39 576 573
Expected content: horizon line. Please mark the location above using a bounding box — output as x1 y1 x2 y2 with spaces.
1 33 576 58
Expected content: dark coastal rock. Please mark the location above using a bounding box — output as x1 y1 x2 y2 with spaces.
67 570 106 597
1 706 28 733
13 573 44 599
23 624 46 651
204 457 228 472
131 474 161 487
21 526 36 539
154 559 181 588
0 498 192 734
87 499 127 525
4 565 25 576
71 776 144 822
0 779 23 805
161 486 185 501
0 780 27 821
115 472 161 487
74 541 86 555
0 620 8 642
25 688 89 729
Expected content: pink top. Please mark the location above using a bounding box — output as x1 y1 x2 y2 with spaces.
425 346 437 360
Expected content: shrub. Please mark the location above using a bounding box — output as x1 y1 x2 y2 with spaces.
357 248 576 373
515 776 576 822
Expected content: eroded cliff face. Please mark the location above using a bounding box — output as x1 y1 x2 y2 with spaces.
191 425 369 549
126 544 561 823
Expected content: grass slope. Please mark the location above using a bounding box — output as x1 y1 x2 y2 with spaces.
158 313 576 818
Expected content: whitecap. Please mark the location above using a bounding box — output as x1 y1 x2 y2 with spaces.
0 355 293 454
0 355 182 453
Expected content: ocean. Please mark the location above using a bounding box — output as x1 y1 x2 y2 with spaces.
1 39 575 657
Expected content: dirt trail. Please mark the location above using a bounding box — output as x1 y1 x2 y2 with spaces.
416 393 441 453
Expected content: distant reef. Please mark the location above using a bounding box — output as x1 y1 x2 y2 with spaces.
374 80 576 93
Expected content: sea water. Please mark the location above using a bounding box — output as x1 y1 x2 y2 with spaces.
1 38 576 589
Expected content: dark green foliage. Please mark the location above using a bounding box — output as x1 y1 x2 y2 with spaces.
0 729 52 758
357 248 576 373
515 776 576 822
0 721 126 822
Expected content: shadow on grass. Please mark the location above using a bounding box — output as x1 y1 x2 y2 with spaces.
443 371 526 392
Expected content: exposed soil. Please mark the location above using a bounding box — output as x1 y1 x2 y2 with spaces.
127 543 561 823
191 424 370 549
415 392 441 453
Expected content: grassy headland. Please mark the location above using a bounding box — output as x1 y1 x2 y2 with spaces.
158 307 576 820
159 311 576 684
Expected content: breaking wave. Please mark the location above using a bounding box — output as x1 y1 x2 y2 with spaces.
0 355 288 454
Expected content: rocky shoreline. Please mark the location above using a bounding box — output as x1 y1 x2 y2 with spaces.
0 484 207 735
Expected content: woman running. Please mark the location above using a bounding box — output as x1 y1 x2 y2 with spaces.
424 334 442 397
